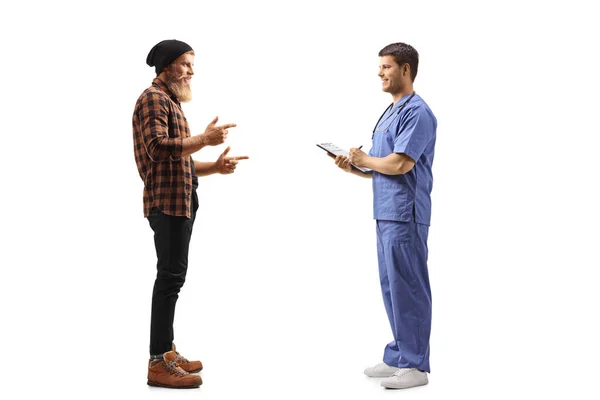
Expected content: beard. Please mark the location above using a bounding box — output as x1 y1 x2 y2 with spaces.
165 71 192 102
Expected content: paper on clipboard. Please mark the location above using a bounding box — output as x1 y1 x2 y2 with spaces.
316 143 372 174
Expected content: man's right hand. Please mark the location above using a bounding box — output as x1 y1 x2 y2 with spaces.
328 153 352 173
202 116 237 146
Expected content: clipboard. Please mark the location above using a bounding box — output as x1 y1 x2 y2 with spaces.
317 143 372 174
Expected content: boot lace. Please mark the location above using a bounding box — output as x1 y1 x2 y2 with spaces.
175 352 190 364
165 360 187 377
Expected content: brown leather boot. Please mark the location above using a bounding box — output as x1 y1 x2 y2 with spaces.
147 351 202 389
172 343 203 373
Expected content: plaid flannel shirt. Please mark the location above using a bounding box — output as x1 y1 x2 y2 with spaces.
133 78 194 218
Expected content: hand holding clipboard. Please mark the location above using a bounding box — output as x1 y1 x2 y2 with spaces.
317 143 372 174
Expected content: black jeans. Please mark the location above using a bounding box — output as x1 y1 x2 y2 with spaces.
147 191 198 356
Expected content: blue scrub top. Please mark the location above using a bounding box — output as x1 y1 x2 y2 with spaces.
368 93 437 225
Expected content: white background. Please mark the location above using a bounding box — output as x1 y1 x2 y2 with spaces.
1 0 599 398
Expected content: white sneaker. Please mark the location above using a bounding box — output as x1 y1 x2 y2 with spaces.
381 368 428 389
363 362 399 377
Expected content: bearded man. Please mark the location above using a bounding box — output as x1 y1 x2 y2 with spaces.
132 39 248 389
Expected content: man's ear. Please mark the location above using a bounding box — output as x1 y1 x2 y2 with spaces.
403 63 411 77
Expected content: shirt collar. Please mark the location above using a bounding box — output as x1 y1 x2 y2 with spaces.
392 92 416 110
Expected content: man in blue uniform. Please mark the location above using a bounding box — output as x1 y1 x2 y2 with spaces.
330 42 437 389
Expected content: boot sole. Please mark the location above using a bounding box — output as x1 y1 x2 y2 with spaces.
147 380 201 389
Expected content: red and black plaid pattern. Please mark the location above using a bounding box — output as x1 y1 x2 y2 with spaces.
133 78 194 218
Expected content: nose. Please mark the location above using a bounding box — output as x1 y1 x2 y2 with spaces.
189 66 194 76
377 67 383 77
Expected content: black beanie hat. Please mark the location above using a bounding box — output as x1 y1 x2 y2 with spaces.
146 39 193 76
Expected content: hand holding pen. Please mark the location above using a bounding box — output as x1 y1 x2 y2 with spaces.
349 145 367 167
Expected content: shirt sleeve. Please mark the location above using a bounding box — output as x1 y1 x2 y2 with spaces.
393 106 435 162
138 91 183 162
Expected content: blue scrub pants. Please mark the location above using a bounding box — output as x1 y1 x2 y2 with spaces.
376 220 431 372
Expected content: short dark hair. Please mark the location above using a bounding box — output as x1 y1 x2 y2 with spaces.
378 42 419 82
